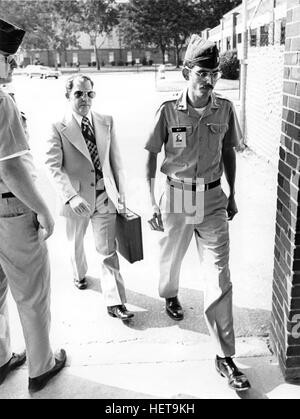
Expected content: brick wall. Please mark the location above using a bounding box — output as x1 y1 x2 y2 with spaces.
271 0 300 382
246 45 285 163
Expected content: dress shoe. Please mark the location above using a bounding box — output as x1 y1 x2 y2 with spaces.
74 277 88 290
0 351 26 385
215 356 251 391
165 297 184 321
107 305 134 321
28 349 67 393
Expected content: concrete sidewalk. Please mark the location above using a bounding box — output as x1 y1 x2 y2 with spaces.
1 150 300 399
1 73 300 399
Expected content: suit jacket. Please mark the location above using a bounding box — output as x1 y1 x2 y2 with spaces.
45 110 125 217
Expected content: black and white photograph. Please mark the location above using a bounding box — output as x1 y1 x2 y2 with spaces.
0 0 300 402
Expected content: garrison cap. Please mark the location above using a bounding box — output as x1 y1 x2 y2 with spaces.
184 34 219 70
0 19 25 55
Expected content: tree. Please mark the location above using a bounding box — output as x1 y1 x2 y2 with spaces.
120 0 242 66
76 0 120 70
192 0 242 29
120 0 173 64
0 0 81 67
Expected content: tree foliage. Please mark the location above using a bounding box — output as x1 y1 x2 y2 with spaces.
76 0 120 69
120 0 242 65
0 0 242 68
0 0 81 55
191 0 242 29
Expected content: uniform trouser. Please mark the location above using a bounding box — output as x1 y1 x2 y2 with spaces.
65 190 126 307
0 197 55 378
159 183 235 357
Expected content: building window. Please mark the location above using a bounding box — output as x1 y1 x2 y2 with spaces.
250 29 257 46
127 51 132 63
260 24 269 46
226 37 231 50
237 33 242 44
90 52 96 66
73 53 78 65
109 52 114 63
280 19 286 45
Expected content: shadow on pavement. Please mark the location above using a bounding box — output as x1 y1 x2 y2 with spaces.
87 276 271 338
0 369 159 399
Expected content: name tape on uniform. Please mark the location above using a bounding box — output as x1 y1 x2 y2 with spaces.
172 127 187 148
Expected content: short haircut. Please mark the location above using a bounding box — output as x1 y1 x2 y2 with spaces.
65 74 94 95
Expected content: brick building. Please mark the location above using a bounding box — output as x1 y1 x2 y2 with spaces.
203 0 287 163
203 0 300 381
271 0 300 381
19 27 176 68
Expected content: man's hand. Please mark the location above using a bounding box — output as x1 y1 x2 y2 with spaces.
227 195 238 221
37 210 55 240
69 195 91 216
148 204 164 231
118 194 126 214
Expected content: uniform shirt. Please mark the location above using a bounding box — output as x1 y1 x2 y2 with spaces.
0 87 35 193
145 88 242 184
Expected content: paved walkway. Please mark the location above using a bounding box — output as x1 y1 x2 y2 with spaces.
1 149 300 399
1 73 300 399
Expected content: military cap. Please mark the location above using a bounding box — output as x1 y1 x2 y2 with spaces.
184 34 219 70
0 19 25 55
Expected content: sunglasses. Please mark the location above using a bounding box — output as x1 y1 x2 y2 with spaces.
192 70 222 81
73 90 96 99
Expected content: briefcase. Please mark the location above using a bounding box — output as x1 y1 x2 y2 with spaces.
116 208 144 264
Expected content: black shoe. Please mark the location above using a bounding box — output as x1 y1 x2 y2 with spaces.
28 349 67 393
74 277 88 290
165 297 184 321
215 356 251 392
107 305 134 321
0 351 26 385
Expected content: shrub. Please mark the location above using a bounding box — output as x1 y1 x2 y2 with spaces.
149 59 153 66
219 50 240 80
117 61 125 66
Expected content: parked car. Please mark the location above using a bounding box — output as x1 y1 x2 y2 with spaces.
25 65 61 79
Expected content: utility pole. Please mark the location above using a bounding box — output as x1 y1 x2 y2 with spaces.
240 0 248 145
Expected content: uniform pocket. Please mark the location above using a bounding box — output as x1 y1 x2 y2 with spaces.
207 123 228 152
0 201 30 218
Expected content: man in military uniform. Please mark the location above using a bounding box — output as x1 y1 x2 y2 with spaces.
145 35 250 391
0 19 66 392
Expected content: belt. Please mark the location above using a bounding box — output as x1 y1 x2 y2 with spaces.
167 177 221 192
1 192 15 199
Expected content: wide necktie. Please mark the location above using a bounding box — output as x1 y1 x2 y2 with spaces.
81 116 103 182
